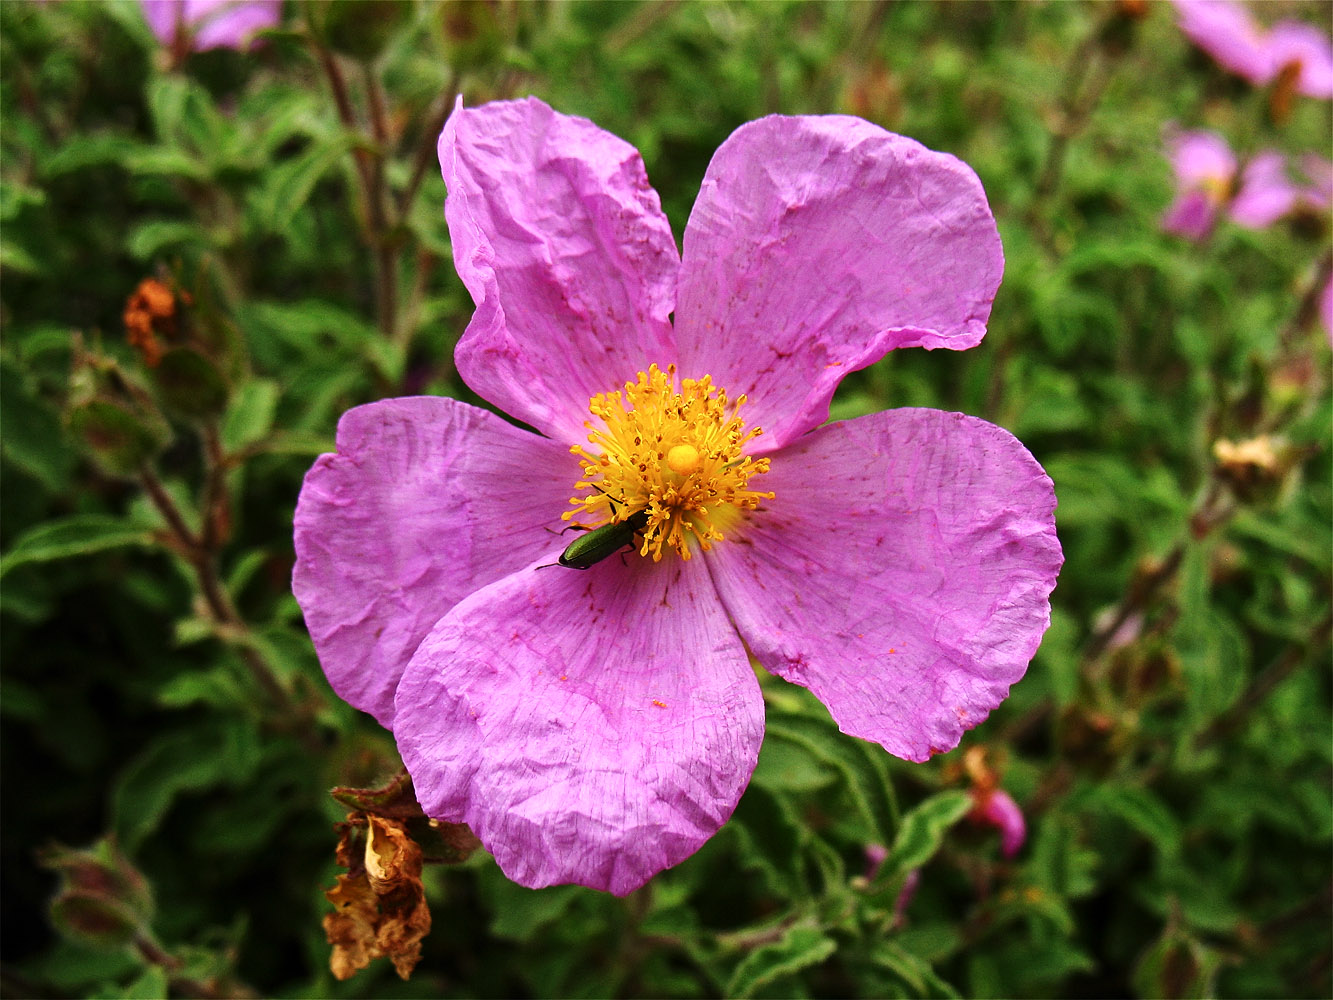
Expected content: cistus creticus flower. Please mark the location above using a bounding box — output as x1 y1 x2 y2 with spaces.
1162 130 1299 241
1171 0 1333 98
294 97 1063 895
141 0 281 53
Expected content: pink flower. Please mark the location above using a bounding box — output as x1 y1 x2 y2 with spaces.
972 789 1026 858
293 97 1063 895
1162 130 1238 241
1267 21 1333 99
1171 0 1333 97
1229 152 1300 229
140 0 281 53
1173 0 1271 83
1162 130 1299 240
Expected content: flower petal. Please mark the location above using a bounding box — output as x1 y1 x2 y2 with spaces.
1162 189 1219 242
1167 129 1236 187
706 408 1062 762
188 0 281 51
393 555 762 895
1171 0 1273 84
293 397 574 728
1230 151 1298 229
673 115 1002 451
1268 21 1333 98
439 97 680 445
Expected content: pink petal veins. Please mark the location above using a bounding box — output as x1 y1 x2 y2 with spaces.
439 97 680 447
674 114 1002 452
705 408 1061 762
293 397 574 728
393 555 763 895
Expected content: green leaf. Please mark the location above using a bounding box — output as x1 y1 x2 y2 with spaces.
220 378 280 452
112 720 263 850
481 873 583 943
1079 783 1182 858
125 219 208 260
156 664 247 711
876 790 971 887
765 711 897 843
0 357 75 494
121 146 210 181
726 925 837 999
868 941 960 999
102 964 168 1000
250 132 358 234
0 515 157 578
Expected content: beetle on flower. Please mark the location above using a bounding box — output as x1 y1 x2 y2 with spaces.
293 97 1063 896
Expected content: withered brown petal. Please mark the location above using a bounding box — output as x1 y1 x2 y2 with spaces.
323 816 430 982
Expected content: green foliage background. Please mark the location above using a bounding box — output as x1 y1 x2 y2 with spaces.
2 1 1330 997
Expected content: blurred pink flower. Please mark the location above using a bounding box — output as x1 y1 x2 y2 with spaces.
1163 130 1301 240
973 788 1026 858
294 97 1063 894
1172 0 1270 82
1267 21 1333 99
1171 0 1333 97
863 843 889 880
1229 152 1300 229
1162 130 1237 241
141 0 281 53
893 869 922 927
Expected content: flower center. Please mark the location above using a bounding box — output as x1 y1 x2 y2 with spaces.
564 363 774 562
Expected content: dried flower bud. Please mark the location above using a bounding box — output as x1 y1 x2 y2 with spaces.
325 815 430 981
1212 434 1302 503
124 278 186 369
323 770 480 981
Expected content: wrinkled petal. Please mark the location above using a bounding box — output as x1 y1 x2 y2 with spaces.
293 397 575 728
394 556 762 895
1172 0 1272 83
1269 21 1333 98
674 115 1002 451
706 408 1061 762
439 97 679 445
1230 151 1298 228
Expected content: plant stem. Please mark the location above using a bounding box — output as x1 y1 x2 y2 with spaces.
395 69 460 222
137 463 296 719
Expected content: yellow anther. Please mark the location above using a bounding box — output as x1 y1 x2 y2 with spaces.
565 364 773 561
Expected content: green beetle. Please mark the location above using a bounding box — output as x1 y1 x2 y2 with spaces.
557 507 651 570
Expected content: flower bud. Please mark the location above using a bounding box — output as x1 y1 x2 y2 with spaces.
65 338 171 477
308 0 412 62
39 838 154 950
438 1 510 73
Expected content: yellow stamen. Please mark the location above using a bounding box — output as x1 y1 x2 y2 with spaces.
562 364 774 562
